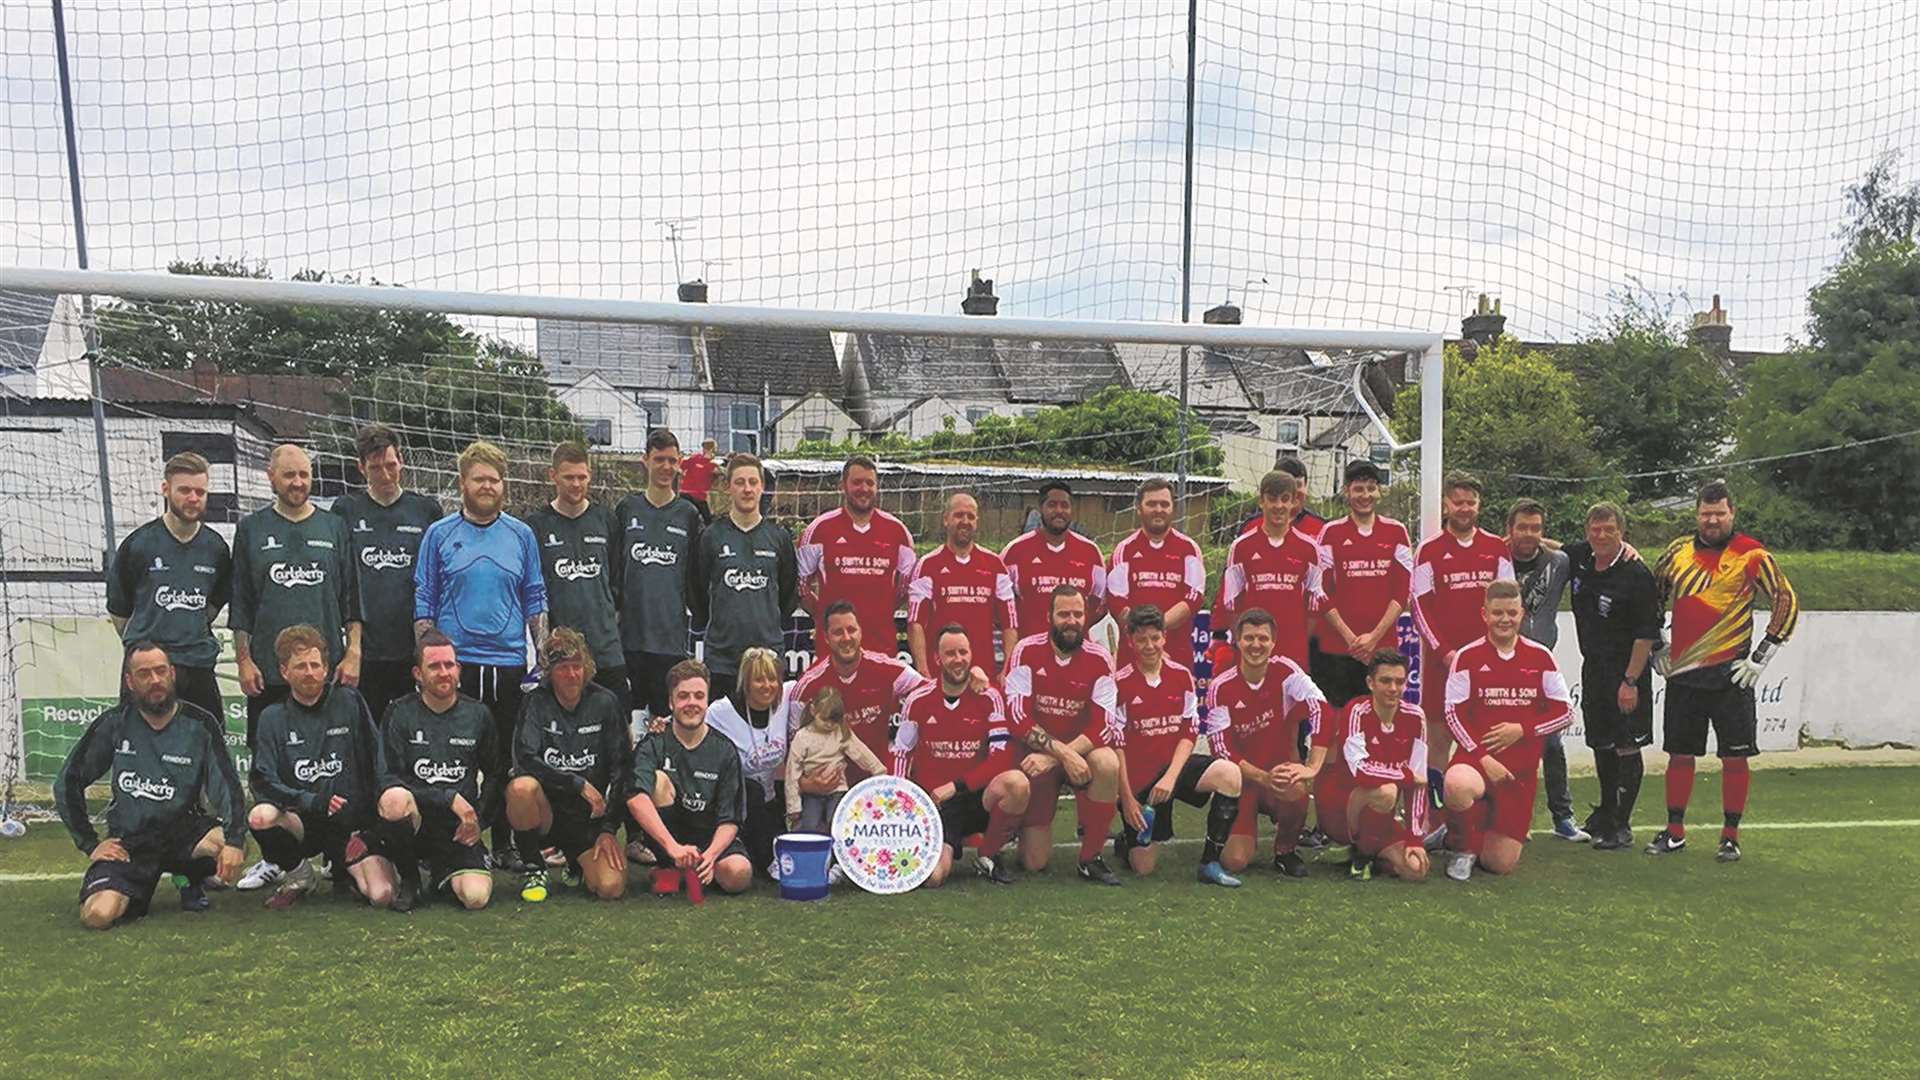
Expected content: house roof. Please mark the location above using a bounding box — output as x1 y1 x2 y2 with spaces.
537 319 700 389
702 325 840 399
1113 341 1252 409
0 395 279 439
770 390 854 427
96 365 343 438
765 455 1229 490
848 332 1132 405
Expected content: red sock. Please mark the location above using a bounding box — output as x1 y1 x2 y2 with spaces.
1722 757 1751 839
1448 802 1483 856
1665 755 1697 838
1270 796 1309 855
981 806 1018 858
1078 798 1118 863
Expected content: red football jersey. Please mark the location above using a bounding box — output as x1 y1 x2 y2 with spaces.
680 453 717 498
890 684 1015 794
1411 528 1515 656
1108 660 1201 790
1106 527 1207 668
1442 636 1572 772
798 507 917 655
1341 696 1429 785
907 545 1016 671
1215 526 1329 667
1203 657 1327 768
1000 529 1107 639
1317 515 1414 647
1002 633 1118 746
1239 508 1327 541
792 650 928 770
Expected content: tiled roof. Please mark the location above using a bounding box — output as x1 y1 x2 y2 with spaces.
702 325 840 398
96 365 344 438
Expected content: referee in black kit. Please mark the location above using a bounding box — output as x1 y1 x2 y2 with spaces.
1565 502 1661 851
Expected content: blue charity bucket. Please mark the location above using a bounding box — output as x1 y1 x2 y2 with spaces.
775 832 834 901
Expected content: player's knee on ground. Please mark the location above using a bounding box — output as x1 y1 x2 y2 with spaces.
1202 758 1241 796
928 850 954 887
359 868 396 909
1395 845 1430 881
378 787 417 822
80 892 126 930
1220 836 1254 873
1128 845 1159 876
583 853 625 899
248 803 282 831
1020 827 1052 871
1479 837 1522 875
714 855 752 894
450 872 492 909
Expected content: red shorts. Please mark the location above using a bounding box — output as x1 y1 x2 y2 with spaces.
1312 768 1355 842
1448 753 1539 842
1231 782 1309 839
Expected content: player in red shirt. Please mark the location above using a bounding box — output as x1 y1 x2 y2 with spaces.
1440 580 1574 881
679 438 718 520
907 492 1017 677
791 601 927 785
1314 460 1414 710
1340 651 1431 882
1411 471 1515 762
1237 456 1326 539
891 624 1031 887
1002 584 1123 885
797 454 916 658
1108 605 1245 887
1001 479 1106 639
1216 469 1330 669
1205 608 1329 878
1106 477 1206 670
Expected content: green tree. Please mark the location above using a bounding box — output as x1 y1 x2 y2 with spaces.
1393 336 1603 529
1554 289 1736 500
314 338 582 462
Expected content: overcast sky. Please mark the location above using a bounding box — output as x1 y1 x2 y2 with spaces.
4 0 1918 351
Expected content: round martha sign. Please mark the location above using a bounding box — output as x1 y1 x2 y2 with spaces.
830 775 943 894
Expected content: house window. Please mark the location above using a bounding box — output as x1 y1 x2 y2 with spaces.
802 426 832 443
1275 419 1304 448
730 402 762 454
161 430 237 465
582 418 613 446
966 406 990 424
1370 442 1391 465
635 396 668 429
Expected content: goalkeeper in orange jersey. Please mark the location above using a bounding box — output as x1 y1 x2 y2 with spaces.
1646 480 1799 863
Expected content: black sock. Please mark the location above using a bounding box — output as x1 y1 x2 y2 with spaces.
251 826 303 871
378 817 416 879
1202 793 1240 864
515 829 547 870
1593 752 1620 827
1616 752 1644 829
491 824 512 855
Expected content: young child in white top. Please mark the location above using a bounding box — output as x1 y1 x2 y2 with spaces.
784 687 887 832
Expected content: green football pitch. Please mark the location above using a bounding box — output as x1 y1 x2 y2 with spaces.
2 765 1915 1078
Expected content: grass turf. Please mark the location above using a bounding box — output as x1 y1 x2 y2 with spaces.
1 765 1915 1078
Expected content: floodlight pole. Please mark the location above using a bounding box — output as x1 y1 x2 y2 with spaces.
1175 0 1198 513
50 0 117 574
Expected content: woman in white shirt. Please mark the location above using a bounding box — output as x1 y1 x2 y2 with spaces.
705 646 796 875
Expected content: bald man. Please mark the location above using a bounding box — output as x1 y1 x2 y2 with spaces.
908 492 1018 677
229 444 362 891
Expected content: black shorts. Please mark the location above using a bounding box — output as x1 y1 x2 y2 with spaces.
78 811 221 918
538 784 608 860
938 788 993 856
626 651 682 719
1664 680 1758 759
642 804 749 865
416 807 492 889
593 665 632 722
1311 649 1370 714
1582 669 1655 751
1130 755 1217 844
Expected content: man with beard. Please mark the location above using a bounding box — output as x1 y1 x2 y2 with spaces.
231 443 362 891
689 453 797 701
1646 480 1799 863
793 601 929 778
1410 471 1514 764
615 429 703 729
108 452 232 724
908 492 1017 677
526 442 628 714
627 659 754 895
247 625 394 910
892 625 1031 887
1001 480 1107 639
1105 478 1206 670
330 424 442 727
1003 585 1123 884
56 643 248 928
798 454 917 657
414 440 548 869
1205 609 1329 879
376 628 502 911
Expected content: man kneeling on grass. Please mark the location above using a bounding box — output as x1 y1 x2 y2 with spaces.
375 628 503 911
507 627 631 903
626 660 753 896
1339 650 1431 882
248 625 396 910
57 642 248 929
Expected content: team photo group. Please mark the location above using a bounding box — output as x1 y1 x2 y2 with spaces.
56 421 1800 927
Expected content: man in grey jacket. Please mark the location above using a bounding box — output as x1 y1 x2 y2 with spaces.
1507 499 1585 842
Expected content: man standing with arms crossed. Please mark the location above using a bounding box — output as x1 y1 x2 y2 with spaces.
1646 480 1798 863
1506 498 1586 843
1002 480 1107 640
690 453 797 701
107 451 232 726
331 424 442 727
798 454 916 658
231 443 362 891
1565 502 1660 851
908 492 1018 677
413 440 548 871
1411 471 1515 765
615 429 703 730
526 442 629 712
1105 478 1207 670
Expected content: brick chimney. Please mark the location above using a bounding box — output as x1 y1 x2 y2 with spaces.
1203 301 1242 325
961 269 998 316
1689 294 1732 357
1461 293 1505 345
677 279 709 303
